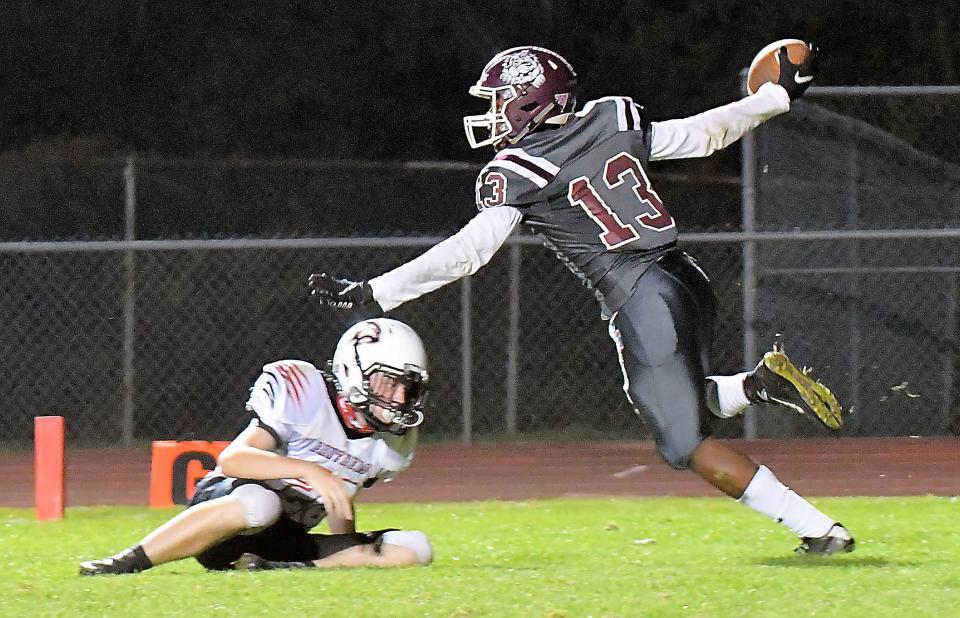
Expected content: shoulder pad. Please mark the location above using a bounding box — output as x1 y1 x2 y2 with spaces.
474 148 559 210
575 96 645 132
262 359 318 377
252 360 328 426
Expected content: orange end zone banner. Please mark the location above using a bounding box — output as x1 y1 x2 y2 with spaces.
149 441 230 508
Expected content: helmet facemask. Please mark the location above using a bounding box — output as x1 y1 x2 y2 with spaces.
354 362 429 434
463 85 518 149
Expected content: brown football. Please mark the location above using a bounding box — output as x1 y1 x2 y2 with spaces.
746 38 810 95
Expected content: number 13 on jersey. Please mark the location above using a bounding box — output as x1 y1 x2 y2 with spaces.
568 151 675 249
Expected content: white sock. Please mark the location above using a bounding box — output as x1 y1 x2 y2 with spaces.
707 372 751 418
738 465 835 538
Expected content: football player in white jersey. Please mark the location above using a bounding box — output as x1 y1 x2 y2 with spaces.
80 318 434 575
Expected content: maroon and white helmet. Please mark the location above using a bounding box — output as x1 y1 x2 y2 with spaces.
463 46 577 150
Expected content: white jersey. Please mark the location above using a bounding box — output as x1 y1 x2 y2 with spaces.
234 360 417 527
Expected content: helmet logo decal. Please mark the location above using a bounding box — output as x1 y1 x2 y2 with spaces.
500 50 545 88
352 321 382 345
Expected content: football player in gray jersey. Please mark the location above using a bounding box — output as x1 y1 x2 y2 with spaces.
309 46 852 556
80 318 434 575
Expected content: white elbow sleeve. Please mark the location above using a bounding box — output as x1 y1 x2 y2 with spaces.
382 530 433 565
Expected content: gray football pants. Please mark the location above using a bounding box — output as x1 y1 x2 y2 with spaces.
608 249 717 469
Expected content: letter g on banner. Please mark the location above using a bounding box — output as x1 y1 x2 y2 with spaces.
149 441 230 508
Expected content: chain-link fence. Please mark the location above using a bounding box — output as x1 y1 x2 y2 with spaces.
2 86 959 446
738 86 960 438
0 154 745 242
2 230 958 446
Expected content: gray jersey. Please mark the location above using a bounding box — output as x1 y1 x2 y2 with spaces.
474 96 677 314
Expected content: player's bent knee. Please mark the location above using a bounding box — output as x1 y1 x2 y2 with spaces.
381 530 433 565
657 439 700 470
230 483 282 531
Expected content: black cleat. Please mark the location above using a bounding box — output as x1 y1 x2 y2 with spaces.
79 545 152 576
79 558 123 576
795 523 856 555
79 557 140 576
744 341 843 430
232 553 315 571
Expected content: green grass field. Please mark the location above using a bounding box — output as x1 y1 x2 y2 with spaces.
2 497 958 617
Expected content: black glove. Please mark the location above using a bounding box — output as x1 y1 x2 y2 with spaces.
777 43 819 100
307 273 378 309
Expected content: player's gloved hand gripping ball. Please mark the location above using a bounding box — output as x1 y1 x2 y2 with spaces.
308 273 378 309
776 42 819 100
747 39 819 100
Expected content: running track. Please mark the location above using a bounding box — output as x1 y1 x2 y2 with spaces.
1 438 958 508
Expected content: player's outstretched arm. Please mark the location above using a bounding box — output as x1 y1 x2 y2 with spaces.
308 206 521 312
650 83 790 161
649 43 819 162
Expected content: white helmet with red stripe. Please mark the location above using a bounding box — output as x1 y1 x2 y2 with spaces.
329 318 429 435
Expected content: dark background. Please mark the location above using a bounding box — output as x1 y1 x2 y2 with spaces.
3 0 957 159
1 1 956 235
2 2 959 444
